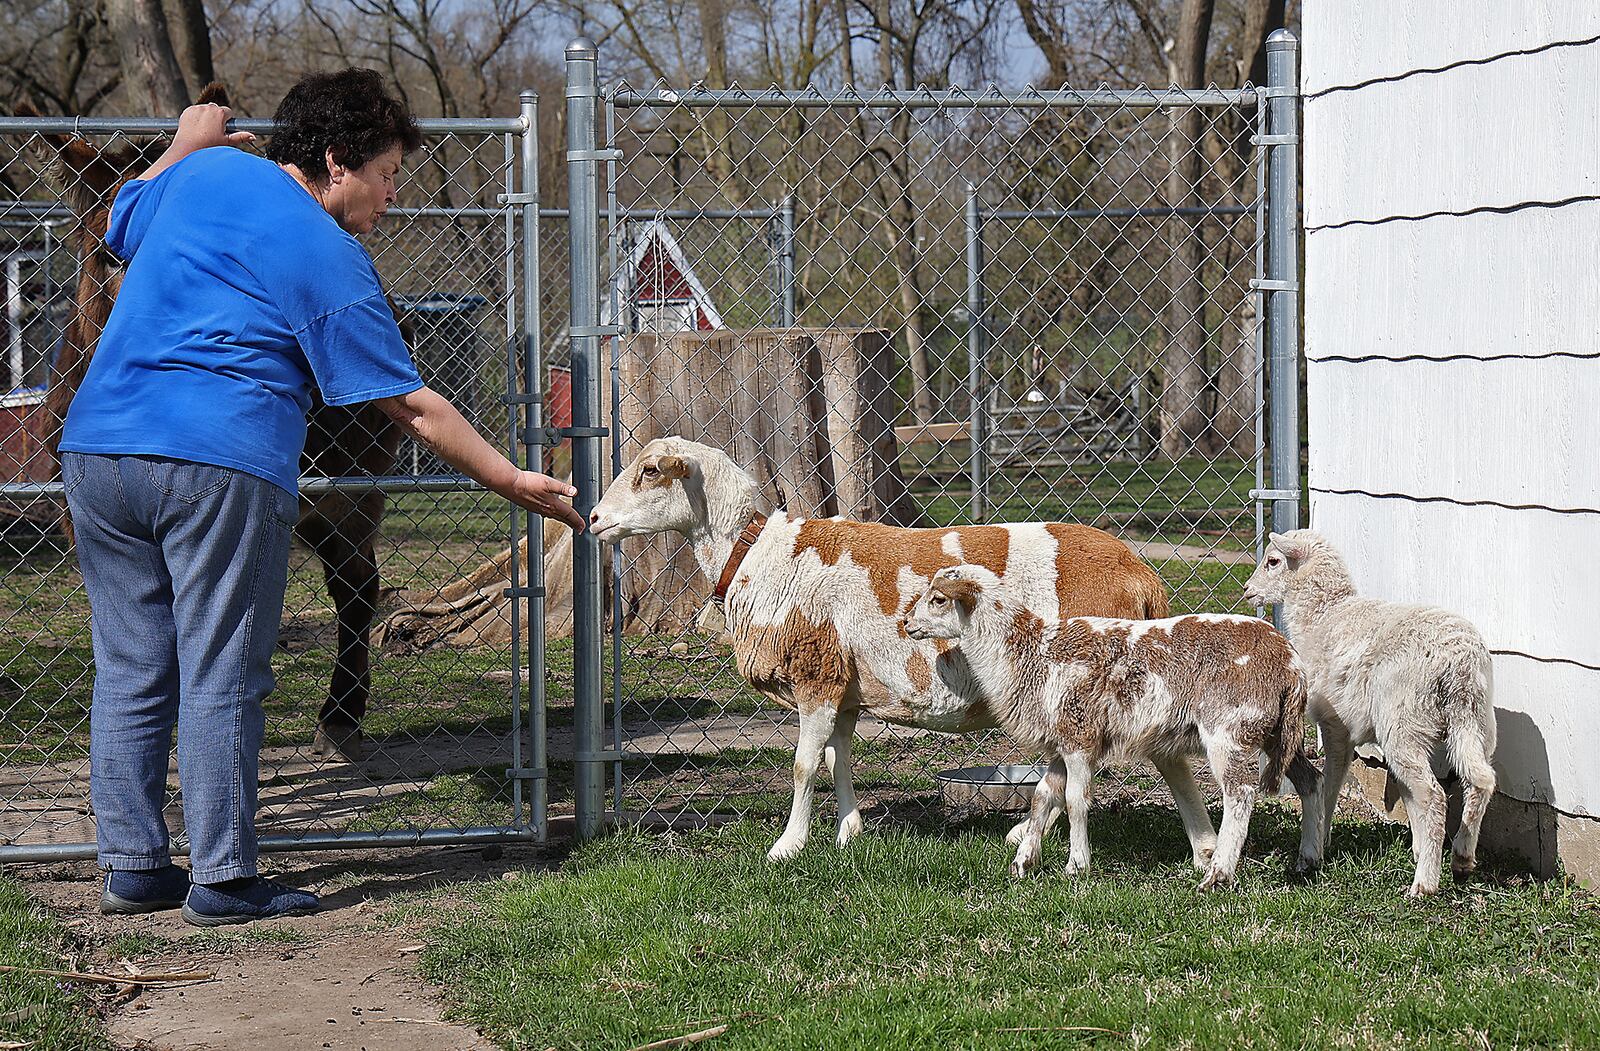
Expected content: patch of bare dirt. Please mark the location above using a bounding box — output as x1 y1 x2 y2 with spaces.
14 841 569 1051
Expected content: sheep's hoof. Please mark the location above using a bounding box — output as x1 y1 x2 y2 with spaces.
1289 854 1323 882
1197 867 1234 892
1008 860 1033 879
836 813 864 848
1191 847 1216 872
1404 882 1438 900
766 835 806 863
1451 855 1477 882
1005 819 1030 847
1063 858 1090 876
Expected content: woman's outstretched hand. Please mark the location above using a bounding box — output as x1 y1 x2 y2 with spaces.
509 471 586 532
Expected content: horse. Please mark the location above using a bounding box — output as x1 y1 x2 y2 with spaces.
23 84 403 761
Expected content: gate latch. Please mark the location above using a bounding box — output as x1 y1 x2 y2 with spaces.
521 425 611 446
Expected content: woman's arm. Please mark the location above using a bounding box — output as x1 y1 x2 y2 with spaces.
136 103 257 183
375 386 585 532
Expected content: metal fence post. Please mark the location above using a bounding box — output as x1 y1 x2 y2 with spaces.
565 37 607 841
965 183 988 524
517 88 549 841
1265 29 1301 629
780 194 797 327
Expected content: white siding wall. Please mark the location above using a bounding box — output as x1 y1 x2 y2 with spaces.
1303 3 1600 823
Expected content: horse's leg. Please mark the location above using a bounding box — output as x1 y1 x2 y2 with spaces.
301 493 381 761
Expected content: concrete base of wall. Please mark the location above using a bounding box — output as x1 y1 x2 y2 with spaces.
1346 757 1600 889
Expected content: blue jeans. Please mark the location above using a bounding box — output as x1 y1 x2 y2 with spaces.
63 452 295 882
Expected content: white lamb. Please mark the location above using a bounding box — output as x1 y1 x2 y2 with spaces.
1243 529 1498 897
905 565 1322 890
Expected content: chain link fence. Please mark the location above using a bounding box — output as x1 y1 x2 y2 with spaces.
0 110 554 860
559 43 1301 832
1 43 1301 859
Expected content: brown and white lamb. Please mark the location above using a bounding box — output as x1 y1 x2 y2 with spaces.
905 564 1322 889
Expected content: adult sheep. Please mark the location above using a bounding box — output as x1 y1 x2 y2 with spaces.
589 436 1214 863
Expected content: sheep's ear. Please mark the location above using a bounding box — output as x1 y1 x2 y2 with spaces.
656 454 690 481
1271 532 1308 563
933 576 980 612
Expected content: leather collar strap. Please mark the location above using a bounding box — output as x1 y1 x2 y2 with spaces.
713 514 769 603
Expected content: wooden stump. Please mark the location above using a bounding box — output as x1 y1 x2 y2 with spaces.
377 328 919 648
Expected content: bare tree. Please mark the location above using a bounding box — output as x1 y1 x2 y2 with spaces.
1209 0 1285 456
163 0 217 95
2 2 122 115
846 0 1004 424
102 0 192 112
1156 0 1214 459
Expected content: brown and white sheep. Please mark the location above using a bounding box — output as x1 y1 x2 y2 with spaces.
905 564 1323 888
588 436 1216 863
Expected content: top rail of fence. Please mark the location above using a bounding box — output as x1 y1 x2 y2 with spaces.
0 116 523 135
606 84 1259 109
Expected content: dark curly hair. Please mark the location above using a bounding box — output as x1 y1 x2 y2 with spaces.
265 68 422 181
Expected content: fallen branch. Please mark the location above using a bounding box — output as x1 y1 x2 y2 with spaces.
0 964 213 987
626 1023 730 1051
994 1026 1123 1036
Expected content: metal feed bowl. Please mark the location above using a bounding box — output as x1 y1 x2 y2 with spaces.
935 763 1046 812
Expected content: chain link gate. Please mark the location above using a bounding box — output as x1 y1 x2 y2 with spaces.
0 104 556 861
562 34 1301 834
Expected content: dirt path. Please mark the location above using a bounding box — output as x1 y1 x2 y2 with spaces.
16 841 566 1051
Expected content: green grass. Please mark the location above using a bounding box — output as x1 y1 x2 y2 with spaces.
423 816 1600 1051
916 456 1257 551
345 766 517 833
0 874 109 1051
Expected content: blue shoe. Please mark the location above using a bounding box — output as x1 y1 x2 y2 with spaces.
181 877 321 927
101 865 191 915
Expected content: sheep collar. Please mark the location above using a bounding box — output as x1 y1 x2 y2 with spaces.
712 513 770 604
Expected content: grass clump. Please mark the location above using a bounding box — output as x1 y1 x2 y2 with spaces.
423 813 1600 1050
0 874 108 1050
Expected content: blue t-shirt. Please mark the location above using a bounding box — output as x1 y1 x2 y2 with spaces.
59 147 424 493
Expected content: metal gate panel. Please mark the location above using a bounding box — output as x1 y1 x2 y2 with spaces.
560 37 1301 833
0 107 551 860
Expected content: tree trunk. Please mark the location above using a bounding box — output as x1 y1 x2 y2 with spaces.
161 0 216 99
603 328 918 634
1214 294 1257 457
695 0 744 207
878 118 936 426
377 328 918 649
1207 0 1284 458
1240 0 1287 89
103 0 191 114
1014 0 1073 84
1158 0 1217 460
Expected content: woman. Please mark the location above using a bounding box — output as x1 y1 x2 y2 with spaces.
59 69 584 926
